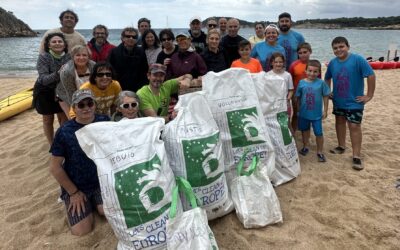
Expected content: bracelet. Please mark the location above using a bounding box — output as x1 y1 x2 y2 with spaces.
70 189 79 196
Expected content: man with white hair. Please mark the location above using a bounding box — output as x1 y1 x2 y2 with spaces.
188 16 207 53
220 18 246 66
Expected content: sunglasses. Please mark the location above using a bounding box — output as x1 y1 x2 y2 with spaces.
77 100 95 109
161 37 172 42
96 72 112 78
120 102 138 109
124 35 138 39
208 24 217 28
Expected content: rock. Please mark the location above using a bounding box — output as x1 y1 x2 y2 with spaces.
0 7 36 38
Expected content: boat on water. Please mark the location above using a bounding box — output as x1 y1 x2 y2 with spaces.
367 56 400 70
0 88 33 121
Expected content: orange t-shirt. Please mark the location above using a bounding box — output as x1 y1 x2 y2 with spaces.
289 60 307 91
231 58 263 73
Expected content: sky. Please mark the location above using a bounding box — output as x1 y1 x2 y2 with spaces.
1 0 399 29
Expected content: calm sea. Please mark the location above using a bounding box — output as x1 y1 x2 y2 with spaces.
0 28 399 76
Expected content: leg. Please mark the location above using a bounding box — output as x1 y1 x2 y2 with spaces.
335 115 347 148
291 97 298 133
56 112 68 126
70 213 94 236
42 114 55 145
348 122 362 158
59 101 71 119
316 136 324 154
302 130 311 149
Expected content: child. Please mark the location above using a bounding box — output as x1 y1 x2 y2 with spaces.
289 42 313 132
324 36 375 170
295 60 330 162
267 52 294 131
231 40 263 73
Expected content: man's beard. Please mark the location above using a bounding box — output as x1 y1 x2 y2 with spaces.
279 25 290 32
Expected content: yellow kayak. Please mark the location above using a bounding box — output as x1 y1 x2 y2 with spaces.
0 88 33 121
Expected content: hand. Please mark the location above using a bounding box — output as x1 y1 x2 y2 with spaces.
68 191 87 216
164 58 171 66
356 95 373 104
322 111 328 119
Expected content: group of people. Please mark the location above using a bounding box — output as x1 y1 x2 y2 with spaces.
32 9 375 236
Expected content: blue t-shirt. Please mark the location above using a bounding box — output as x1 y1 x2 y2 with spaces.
251 42 286 71
50 114 110 195
277 30 305 70
324 53 374 110
295 78 331 120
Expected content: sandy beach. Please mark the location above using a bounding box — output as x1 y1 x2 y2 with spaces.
0 69 399 249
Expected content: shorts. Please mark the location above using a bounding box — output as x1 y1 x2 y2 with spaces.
33 89 63 115
61 188 103 226
332 107 363 124
298 117 323 136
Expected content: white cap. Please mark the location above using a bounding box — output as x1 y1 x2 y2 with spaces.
190 16 202 24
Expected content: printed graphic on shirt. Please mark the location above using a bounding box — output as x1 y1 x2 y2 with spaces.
305 87 315 110
336 67 350 98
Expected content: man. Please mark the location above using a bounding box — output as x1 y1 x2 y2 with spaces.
220 18 246 66
87 24 116 62
137 63 192 122
39 9 86 53
218 17 228 37
107 27 148 91
49 89 110 236
277 12 305 70
206 18 218 33
137 17 151 47
188 16 207 53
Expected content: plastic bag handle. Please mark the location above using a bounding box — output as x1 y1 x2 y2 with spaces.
169 177 199 219
236 149 259 176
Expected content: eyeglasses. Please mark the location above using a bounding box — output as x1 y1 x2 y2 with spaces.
120 102 138 109
77 100 95 109
161 37 172 42
124 35 138 39
176 37 188 42
96 72 112 78
208 24 217 28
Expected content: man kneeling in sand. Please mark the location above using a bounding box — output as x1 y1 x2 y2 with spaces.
49 89 110 236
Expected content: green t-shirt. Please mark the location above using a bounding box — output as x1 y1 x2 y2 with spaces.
137 79 179 116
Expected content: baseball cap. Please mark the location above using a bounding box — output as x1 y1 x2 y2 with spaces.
149 63 167 74
72 89 95 105
190 16 202 24
175 31 191 39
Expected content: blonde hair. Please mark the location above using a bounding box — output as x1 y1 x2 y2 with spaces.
70 45 92 59
206 29 220 42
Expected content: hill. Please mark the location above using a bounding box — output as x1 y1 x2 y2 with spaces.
0 7 37 38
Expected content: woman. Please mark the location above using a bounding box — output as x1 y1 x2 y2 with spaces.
33 32 70 145
112 91 141 121
201 29 229 72
70 62 122 118
248 22 266 48
141 29 162 65
251 24 286 71
58 45 95 118
156 29 178 66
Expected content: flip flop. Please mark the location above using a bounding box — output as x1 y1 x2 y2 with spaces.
352 158 363 170
299 147 309 156
317 153 326 162
329 146 345 154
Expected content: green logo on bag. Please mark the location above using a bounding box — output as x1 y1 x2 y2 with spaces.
114 155 171 228
182 132 223 187
227 107 265 148
277 111 292 145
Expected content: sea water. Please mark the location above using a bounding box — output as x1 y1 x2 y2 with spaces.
0 28 399 76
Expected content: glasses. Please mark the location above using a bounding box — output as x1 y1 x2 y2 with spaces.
161 37 172 42
208 24 217 28
96 72 112 78
120 102 138 109
176 37 188 42
77 100 95 109
124 35 138 39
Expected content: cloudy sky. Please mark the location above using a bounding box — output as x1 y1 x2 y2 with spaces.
1 0 398 29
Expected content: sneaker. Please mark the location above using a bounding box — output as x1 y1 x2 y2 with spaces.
352 158 363 170
299 147 309 156
329 146 345 154
317 153 327 162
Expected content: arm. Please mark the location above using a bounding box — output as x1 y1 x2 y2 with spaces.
323 96 329 119
49 155 87 216
176 74 193 90
287 89 294 100
356 74 376 103
37 54 61 87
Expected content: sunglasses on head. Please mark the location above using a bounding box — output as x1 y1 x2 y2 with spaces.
120 102 138 109
96 72 112 78
208 24 217 28
161 37 172 42
77 100 94 109
124 35 138 39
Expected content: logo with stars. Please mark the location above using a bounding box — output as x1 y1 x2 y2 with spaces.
182 132 223 187
114 155 171 228
227 107 265 148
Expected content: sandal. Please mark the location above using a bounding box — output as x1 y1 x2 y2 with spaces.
299 147 309 156
329 146 345 154
352 158 363 170
317 153 326 162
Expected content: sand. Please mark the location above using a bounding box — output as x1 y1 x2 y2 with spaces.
0 70 399 250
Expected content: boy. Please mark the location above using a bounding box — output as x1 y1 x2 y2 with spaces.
325 36 375 170
231 40 263 73
289 42 313 132
296 60 330 162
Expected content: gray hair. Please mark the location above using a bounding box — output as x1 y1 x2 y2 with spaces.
70 44 92 58
92 24 109 36
116 91 140 107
